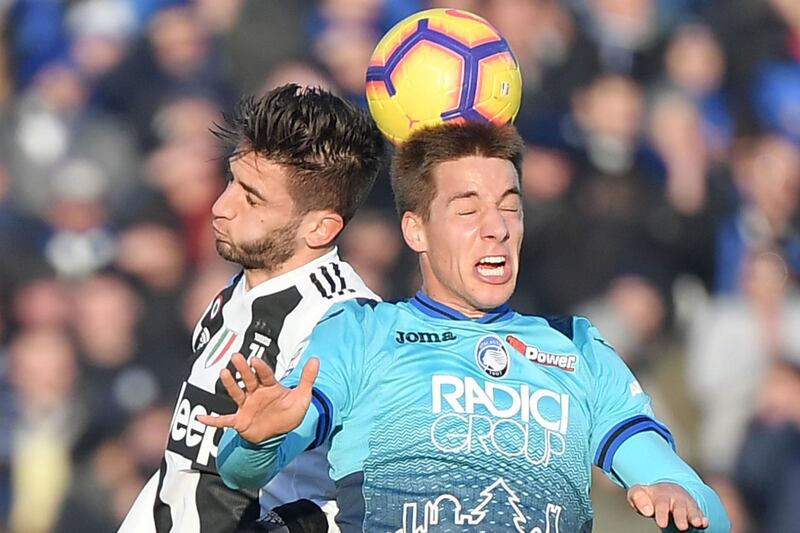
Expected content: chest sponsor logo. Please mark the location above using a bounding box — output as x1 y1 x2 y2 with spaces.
431 375 570 466
203 328 238 368
166 382 236 471
475 334 509 378
506 335 577 372
395 330 456 344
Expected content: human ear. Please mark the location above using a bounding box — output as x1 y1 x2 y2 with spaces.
401 211 428 253
303 211 344 249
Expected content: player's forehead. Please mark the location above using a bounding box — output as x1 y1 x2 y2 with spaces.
229 152 290 189
431 156 519 202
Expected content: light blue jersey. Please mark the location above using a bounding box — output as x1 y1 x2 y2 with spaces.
218 292 730 533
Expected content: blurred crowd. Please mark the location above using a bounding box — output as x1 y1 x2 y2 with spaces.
0 0 798 532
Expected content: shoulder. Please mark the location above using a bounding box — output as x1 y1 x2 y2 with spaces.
313 298 385 335
531 314 612 350
513 312 579 343
517 313 620 368
299 258 379 303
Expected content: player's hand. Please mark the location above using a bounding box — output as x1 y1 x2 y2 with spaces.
627 482 710 531
198 353 319 443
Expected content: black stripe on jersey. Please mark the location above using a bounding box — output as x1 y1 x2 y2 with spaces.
334 471 366 533
194 473 260 533
310 263 357 299
270 499 328 533
153 457 174 532
331 263 355 295
193 278 239 356
219 286 303 396
320 266 338 295
310 272 331 299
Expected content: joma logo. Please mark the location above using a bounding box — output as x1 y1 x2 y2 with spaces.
396 330 457 344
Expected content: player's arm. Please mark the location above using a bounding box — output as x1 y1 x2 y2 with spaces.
576 318 730 533
612 431 730 533
200 301 371 490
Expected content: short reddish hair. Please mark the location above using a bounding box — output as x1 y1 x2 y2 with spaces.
391 121 524 220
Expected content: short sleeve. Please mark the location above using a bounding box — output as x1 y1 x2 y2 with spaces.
574 318 675 476
281 299 376 449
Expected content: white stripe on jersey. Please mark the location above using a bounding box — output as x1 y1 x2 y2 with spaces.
119 248 377 533
118 473 158 533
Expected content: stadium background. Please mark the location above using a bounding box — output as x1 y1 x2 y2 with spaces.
0 0 798 531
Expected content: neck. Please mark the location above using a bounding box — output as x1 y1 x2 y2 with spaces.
243 246 334 289
420 283 489 318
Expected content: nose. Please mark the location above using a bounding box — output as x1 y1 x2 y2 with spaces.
211 183 234 219
480 206 509 242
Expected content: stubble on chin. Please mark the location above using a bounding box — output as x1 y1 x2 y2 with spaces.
215 218 301 274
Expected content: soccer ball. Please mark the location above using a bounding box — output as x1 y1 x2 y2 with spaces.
366 8 522 143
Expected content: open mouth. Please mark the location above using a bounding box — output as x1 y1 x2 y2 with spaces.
476 255 507 278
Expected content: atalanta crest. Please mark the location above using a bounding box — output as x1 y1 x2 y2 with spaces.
475 334 510 378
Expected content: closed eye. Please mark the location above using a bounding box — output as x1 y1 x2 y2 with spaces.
500 200 521 213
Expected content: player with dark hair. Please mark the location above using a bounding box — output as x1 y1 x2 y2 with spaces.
119 83 387 533
203 120 730 532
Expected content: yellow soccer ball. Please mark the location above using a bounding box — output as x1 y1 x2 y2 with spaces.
366 8 522 143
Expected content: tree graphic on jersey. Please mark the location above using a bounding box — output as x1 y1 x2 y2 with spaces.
469 478 527 532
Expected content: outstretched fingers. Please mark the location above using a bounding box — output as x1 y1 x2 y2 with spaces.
688 507 710 529
653 492 672 528
628 484 710 531
230 353 258 393
220 368 245 406
627 485 655 518
671 496 690 530
251 357 277 387
197 413 237 428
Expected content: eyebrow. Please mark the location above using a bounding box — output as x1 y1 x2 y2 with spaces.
239 179 266 201
446 190 479 204
446 187 521 204
501 187 521 199
225 155 268 201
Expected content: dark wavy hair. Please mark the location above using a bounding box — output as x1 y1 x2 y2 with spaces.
213 84 387 224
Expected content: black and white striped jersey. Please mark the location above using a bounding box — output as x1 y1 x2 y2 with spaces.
119 249 377 533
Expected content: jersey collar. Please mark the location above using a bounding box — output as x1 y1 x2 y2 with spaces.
236 246 341 296
410 291 514 323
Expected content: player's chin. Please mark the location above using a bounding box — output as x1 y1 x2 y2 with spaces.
472 276 516 309
215 241 238 263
